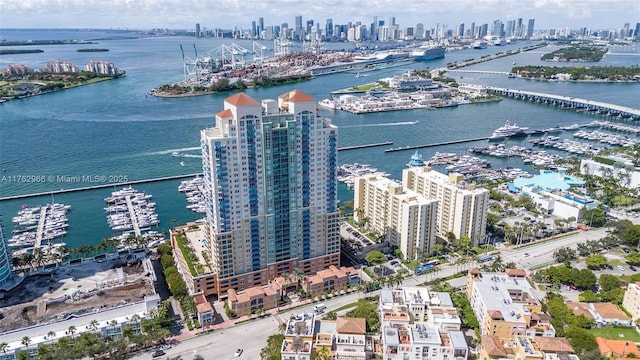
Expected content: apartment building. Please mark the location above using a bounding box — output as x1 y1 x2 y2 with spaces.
403 166 489 246
353 175 438 259
467 269 553 340
622 282 640 321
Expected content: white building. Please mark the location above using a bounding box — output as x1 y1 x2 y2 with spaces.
622 282 640 321
403 167 490 246
581 158 640 188
0 295 160 359
379 288 468 360
353 175 438 259
197 90 340 298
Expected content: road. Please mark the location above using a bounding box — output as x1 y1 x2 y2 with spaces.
132 227 608 360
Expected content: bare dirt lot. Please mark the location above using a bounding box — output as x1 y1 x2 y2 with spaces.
0 257 155 333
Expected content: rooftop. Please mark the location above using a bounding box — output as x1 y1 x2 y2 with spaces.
513 168 585 192
471 271 537 323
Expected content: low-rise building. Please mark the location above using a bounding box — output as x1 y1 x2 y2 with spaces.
596 337 640 359
194 293 214 325
467 268 553 340
226 281 281 317
581 158 640 188
379 287 468 360
566 301 631 326
303 265 359 298
312 317 370 360
0 295 160 359
479 335 577 360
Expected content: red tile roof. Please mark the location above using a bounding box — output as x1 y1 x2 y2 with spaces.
534 337 574 354
279 89 315 103
196 302 214 314
225 93 260 106
597 337 640 357
506 268 527 277
481 335 507 358
336 317 366 334
216 109 233 118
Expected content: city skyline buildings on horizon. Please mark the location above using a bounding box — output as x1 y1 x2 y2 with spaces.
1 0 638 32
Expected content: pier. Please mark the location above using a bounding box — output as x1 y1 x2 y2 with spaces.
124 195 142 236
0 173 202 201
384 137 489 153
33 206 48 249
447 69 510 75
486 86 640 120
338 141 394 151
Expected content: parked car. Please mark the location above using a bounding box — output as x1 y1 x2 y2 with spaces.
234 348 244 358
152 350 165 358
631 266 638 271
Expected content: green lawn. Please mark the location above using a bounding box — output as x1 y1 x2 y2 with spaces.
589 327 640 342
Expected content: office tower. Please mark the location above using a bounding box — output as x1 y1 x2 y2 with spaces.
479 23 488 38
198 90 340 297
325 19 333 40
295 15 303 40
306 20 314 35
251 21 257 38
195 23 200 38
415 23 424 40
527 18 535 39
0 215 13 287
470 22 476 39
624 23 630 37
635 23 640 40
354 175 438 259
403 167 489 246
372 16 378 40
516 18 523 38
258 17 264 37
457 23 465 38
491 20 502 36
281 23 289 38
506 20 515 38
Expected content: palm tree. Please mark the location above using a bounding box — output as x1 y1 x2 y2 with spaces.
0 342 8 356
67 325 77 340
47 330 56 344
278 321 287 334
87 319 99 332
292 268 305 290
21 336 31 350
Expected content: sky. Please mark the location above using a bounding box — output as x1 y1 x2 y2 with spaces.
1 0 638 31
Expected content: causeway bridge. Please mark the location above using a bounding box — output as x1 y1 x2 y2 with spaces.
447 69 510 75
486 86 640 120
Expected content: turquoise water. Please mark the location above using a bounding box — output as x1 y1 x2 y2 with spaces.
1 29 639 249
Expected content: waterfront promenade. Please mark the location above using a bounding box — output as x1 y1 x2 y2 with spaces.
486 86 640 120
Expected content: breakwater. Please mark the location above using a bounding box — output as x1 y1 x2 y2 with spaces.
0 173 201 201
384 137 489 152
337 141 394 151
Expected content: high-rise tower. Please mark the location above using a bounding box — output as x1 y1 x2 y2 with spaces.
198 90 340 297
0 212 13 288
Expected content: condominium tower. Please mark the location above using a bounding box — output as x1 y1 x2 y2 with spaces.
353 175 437 259
403 166 489 246
198 90 340 297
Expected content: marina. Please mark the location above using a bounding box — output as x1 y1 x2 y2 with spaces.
9 203 69 251
337 163 388 189
468 144 562 167
104 186 159 236
384 137 490 152
178 177 206 214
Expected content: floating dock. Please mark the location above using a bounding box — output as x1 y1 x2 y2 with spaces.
384 137 489 152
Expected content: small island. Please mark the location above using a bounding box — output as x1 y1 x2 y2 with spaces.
0 40 97 46
511 65 640 82
0 49 44 55
541 46 608 62
1 60 124 101
77 48 109 52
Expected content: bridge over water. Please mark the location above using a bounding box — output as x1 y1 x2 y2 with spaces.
485 86 640 120
447 69 510 75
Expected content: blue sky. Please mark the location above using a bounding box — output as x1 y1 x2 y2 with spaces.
1 0 638 31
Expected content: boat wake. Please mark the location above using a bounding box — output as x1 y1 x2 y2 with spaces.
341 121 420 128
181 154 202 158
145 147 200 156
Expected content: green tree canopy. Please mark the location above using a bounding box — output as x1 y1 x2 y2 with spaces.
365 251 387 266
599 274 621 292
585 254 608 270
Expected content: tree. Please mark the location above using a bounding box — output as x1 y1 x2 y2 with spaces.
566 325 597 353
579 290 599 302
574 269 597 290
0 342 8 356
625 253 640 266
365 251 387 266
582 207 606 227
584 254 608 269
260 333 285 360
346 298 380 332
194 356 205 360
21 336 31 350
599 274 621 292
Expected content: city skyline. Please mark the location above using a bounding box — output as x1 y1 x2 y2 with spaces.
1 0 638 31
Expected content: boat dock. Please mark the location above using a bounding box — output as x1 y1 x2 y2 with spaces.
385 137 489 153
33 206 48 249
124 195 142 236
338 141 393 151
486 87 640 120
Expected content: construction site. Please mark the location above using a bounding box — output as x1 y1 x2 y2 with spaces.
0 255 156 333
